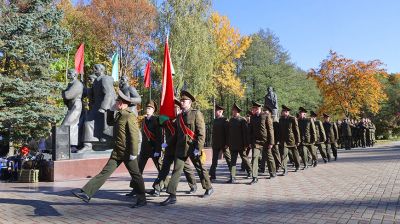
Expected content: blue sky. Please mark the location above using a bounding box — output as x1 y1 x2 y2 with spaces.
212 0 400 73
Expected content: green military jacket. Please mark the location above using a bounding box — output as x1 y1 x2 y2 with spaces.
298 117 317 145
228 116 248 151
141 115 162 154
323 121 339 144
249 113 274 147
314 120 326 144
109 109 140 160
212 117 229 149
278 115 300 147
175 109 205 158
273 121 280 145
340 121 353 137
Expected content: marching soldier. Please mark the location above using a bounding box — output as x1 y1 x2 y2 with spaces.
249 101 274 184
323 113 339 161
341 117 353 150
227 103 252 183
359 118 367 148
160 91 213 206
126 100 163 196
72 90 146 208
149 99 197 196
297 107 317 168
310 111 328 163
279 105 301 175
209 105 231 181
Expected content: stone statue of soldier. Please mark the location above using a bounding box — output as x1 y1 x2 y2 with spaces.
78 64 116 153
61 69 84 152
264 86 279 120
118 75 142 116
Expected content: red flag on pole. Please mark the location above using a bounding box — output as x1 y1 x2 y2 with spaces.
74 43 84 74
159 38 175 123
144 60 151 88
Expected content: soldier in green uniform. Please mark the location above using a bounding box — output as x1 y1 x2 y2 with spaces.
126 100 164 196
72 90 146 208
148 99 197 196
297 107 317 168
226 103 252 183
310 111 328 163
249 101 274 184
323 113 339 161
359 118 367 148
279 105 301 175
267 105 282 172
209 105 231 181
160 91 213 206
341 117 353 150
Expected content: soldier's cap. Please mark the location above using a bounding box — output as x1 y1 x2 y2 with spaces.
252 101 262 108
263 104 273 113
215 104 225 111
180 90 196 102
281 105 291 111
174 98 182 108
310 111 318 117
232 102 242 113
146 100 157 111
323 113 330 118
298 107 308 113
117 90 131 104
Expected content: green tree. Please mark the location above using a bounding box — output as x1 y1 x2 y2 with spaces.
0 0 70 145
239 29 321 112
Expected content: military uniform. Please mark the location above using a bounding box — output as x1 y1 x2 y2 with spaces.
161 91 213 205
297 107 317 168
209 105 231 180
310 111 327 163
279 105 301 175
227 103 252 182
75 90 146 207
323 114 339 161
341 119 352 150
272 120 282 171
358 121 367 148
249 102 275 181
152 116 196 192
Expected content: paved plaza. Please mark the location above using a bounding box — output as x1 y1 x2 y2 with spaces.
1 142 400 224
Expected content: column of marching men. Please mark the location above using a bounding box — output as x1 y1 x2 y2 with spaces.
72 90 376 208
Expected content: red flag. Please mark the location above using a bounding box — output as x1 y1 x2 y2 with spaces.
144 60 151 88
159 38 175 123
74 43 84 74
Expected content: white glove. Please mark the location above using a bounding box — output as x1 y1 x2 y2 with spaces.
129 155 137 161
162 143 168 148
153 152 160 157
193 148 200 156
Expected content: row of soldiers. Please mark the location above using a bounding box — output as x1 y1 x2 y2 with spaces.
72 89 375 208
336 118 376 150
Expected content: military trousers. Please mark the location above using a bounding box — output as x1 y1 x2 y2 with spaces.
343 136 352 150
260 145 277 175
305 144 317 164
82 158 146 201
132 149 166 189
229 149 252 178
298 144 309 167
325 142 337 160
209 146 232 179
315 143 328 160
280 145 301 171
167 154 212 196
272 145 282 170
153 153 196 191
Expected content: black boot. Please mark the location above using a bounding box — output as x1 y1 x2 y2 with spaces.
71 189 91 203
249 177 258 185
125 189 136 197
160 194 177 206
131 199 147 208
187 185 197 194
226 177 236 183
146 189 160 197
203 188 214 198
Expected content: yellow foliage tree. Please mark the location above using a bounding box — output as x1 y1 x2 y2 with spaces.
210 12 251 102
308 51 388 118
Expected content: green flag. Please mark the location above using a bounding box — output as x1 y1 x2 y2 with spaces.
111 53 119 81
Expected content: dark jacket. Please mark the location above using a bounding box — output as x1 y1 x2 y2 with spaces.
164 119 178 156
228 116 248 151
323 121 339 144
141 115 162 154
314 120 326 144
298 117 317 145
278 115 300 147
212 117 229 149
249 113 274 147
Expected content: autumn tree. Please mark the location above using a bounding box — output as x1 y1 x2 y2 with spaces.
210 12 251 103
308 51 387 118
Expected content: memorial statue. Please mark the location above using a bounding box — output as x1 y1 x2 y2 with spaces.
118 75 142 116
264 86 278 120
78 64 116 153
61 69 83 151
